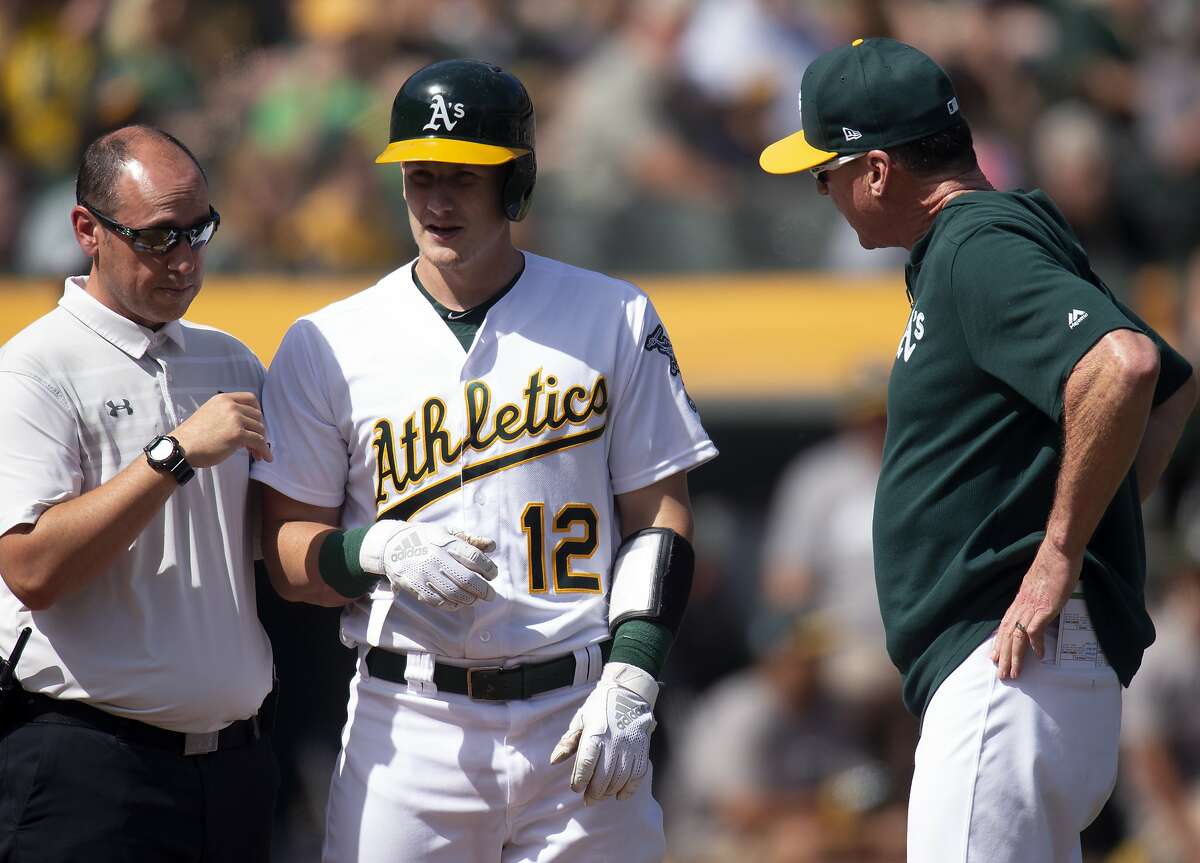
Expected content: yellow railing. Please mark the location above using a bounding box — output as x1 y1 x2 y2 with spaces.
0 273 912 400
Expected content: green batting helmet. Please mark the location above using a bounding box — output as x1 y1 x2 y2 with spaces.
377 59 536 222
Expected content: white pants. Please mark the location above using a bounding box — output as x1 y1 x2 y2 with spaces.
908 605 1121 863
322 651 666 863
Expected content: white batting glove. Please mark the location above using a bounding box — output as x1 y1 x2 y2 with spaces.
359 521 498 611
549 662 659 804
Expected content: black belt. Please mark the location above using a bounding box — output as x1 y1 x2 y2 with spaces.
10 691 269 756
366 640 612 702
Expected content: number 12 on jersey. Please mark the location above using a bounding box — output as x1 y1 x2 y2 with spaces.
520 502 602 594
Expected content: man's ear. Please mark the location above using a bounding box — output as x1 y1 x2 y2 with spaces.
865 150 891 199
71 205 101 258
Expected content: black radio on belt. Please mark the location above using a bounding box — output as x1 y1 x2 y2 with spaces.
0 626 32 713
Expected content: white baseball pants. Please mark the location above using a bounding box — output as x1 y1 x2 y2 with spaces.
907 602 1121 862
322 651 666 863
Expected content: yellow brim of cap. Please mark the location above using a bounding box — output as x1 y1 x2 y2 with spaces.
375 138 530 165
759 130 838 175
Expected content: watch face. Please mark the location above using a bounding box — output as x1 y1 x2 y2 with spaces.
148 437 176 462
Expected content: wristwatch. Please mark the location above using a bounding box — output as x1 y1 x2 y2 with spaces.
143 434 195 485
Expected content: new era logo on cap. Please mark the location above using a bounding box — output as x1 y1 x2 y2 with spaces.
843 127 863 141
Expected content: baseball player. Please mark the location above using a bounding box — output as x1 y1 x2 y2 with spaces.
760 38 1197 861
254 59 716 863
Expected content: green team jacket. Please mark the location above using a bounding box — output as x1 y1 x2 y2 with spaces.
873 189 1193 719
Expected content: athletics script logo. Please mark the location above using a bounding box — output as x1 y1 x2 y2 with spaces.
372 370 608 521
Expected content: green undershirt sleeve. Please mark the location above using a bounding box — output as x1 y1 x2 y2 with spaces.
609 619 674 680
317 526 379 598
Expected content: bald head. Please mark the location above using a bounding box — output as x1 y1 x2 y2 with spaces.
76 125 207 215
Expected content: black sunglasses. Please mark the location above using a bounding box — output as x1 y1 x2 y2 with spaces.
81 202 220 255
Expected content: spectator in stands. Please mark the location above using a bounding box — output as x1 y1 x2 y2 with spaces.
537 0 735 273
1029 102 1143 291
1122 561 1200 863
664 612 898 863
759 372 915 785
760 376 886 670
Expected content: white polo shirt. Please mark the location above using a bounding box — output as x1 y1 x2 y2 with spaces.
0 277 273 734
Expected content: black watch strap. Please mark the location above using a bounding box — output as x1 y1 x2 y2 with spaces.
144 435 195 485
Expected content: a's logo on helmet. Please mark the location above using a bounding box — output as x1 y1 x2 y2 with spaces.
423 94 466 132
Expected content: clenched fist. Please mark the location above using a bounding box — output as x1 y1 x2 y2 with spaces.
171 391 272 467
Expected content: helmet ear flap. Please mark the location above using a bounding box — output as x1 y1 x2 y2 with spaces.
503 153 536 221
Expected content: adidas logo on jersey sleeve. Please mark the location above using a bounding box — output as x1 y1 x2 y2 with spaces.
1067 309 1088 329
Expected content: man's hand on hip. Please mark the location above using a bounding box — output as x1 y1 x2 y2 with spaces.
550 661 659 804
991 540 1081 680
359 521 498 610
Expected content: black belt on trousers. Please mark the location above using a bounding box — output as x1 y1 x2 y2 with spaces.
10 690 269 756
365 640 612 701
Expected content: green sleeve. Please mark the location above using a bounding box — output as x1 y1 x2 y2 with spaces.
1109 298 1194 406
951 224 1143 420
609 619 674 680
317 526 379 598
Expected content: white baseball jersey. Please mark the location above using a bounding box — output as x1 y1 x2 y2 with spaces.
252 252 716 661
0 278 274 733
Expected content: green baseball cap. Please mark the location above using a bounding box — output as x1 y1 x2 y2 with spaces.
760 37 962 175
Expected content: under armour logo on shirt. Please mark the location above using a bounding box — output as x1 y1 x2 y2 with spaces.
106 398 134 417
423 94 465 131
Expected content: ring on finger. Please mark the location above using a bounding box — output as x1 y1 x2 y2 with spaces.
1013 621 1027 635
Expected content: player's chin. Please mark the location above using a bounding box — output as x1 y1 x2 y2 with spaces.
421 244 469 269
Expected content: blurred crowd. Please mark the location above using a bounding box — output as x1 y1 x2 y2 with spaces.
0 0 1198 289
5 0 1200 861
